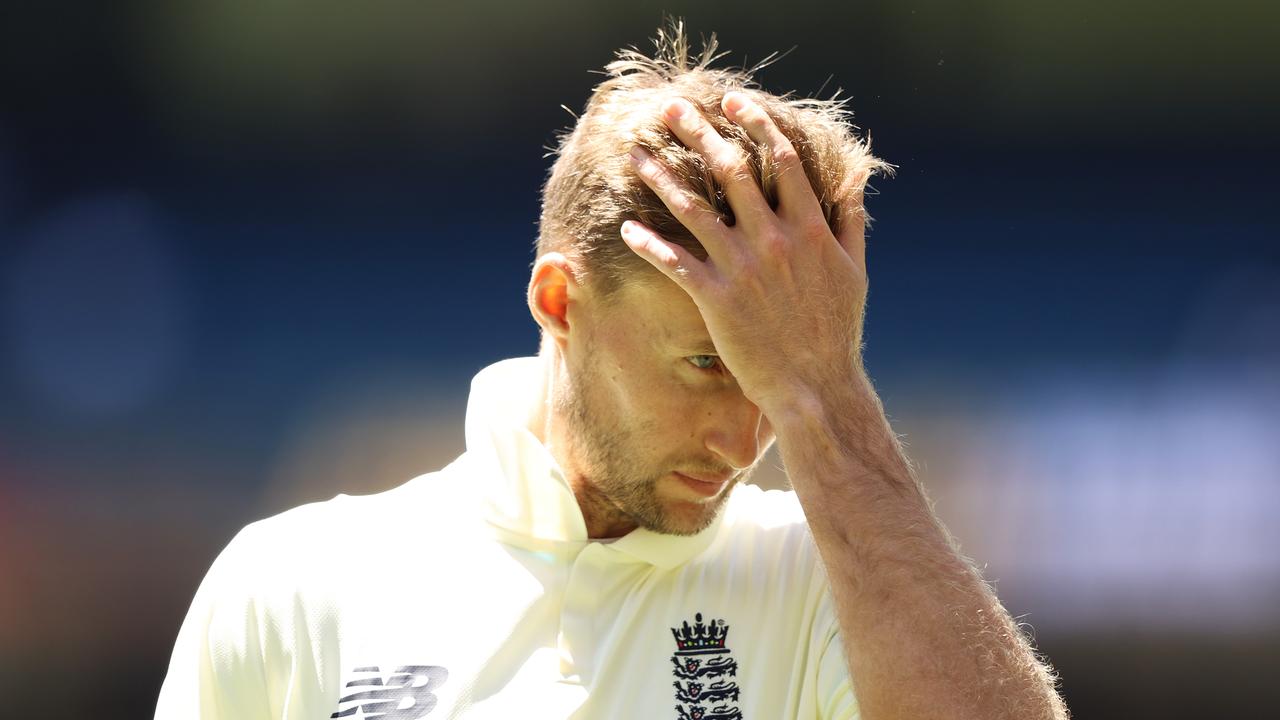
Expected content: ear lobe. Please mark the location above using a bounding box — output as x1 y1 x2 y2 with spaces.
527 253 578 340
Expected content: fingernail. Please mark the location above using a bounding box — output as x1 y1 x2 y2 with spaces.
629 145 649 163
663 99 686 119
723 93 746 114
620 221 640 246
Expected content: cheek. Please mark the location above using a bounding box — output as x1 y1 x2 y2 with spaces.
609 365 697 439
593 336 661 408
636 385 709 450
586 355 655 429
588 323 705 434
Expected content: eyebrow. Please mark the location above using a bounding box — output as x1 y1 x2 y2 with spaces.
682 339 719 355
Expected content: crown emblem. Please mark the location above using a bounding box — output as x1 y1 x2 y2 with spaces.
670 612 742 720
671 613 729 655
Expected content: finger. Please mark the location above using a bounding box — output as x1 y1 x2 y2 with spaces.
835 184 868 273
661 98 772 232
722 91 824 224
619 220 710 292
629 145 735 261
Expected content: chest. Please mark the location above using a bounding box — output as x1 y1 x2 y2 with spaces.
279 540 821 719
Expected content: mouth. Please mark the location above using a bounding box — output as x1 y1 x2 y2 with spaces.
673 471 731 498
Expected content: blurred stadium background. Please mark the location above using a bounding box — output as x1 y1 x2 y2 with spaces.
1 1 1277 717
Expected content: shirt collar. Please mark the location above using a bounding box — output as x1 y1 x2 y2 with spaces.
462 356 726 568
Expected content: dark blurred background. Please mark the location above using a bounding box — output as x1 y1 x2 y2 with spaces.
1 1 1277 717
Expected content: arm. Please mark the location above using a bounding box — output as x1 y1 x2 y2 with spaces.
771 371 1067 720
622 91 1067 719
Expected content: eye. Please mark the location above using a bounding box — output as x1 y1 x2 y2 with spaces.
687 355 721 372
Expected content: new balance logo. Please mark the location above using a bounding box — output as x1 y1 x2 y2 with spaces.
330 665 449 719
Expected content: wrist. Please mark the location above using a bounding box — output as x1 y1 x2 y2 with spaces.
765 368 918 503
760 368 872 434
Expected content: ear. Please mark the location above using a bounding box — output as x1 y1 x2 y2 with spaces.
527 252 580 348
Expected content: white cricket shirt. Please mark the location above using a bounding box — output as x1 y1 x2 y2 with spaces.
156 357 859 719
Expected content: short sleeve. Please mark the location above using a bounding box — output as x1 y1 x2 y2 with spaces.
154 526 273 720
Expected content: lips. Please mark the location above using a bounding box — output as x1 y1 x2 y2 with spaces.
677 470 734 485
673 470 733 498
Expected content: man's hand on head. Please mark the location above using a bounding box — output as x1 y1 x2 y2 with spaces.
622 92 869 421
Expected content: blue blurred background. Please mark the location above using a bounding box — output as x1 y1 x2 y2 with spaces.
1 1 1277 717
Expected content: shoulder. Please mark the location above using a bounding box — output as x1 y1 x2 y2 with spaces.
253 468 460 545
207 457 477 598
183 460 479 651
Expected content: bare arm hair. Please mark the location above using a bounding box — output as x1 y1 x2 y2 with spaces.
778 377 1071 719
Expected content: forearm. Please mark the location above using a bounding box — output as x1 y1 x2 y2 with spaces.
618 86 1065 716
772 373 1068 720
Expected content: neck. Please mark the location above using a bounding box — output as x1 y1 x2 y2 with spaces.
528 344 639 540
526 346 554 447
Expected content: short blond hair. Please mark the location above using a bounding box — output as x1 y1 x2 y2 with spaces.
537 20 892 296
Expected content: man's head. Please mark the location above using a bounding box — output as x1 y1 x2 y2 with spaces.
527 22 889 537
537 20 888 297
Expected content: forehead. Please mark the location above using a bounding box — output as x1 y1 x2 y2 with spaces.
609 276 714 350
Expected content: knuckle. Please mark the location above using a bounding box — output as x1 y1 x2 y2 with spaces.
799 213 833 240
771 143 801 168
737 104 768 130
690 121 717 146
673 194 703 218
674 264 701 286
638 162 661 183
761 231 789 257
723 158 754 185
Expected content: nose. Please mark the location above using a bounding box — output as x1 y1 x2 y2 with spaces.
701 394 771 471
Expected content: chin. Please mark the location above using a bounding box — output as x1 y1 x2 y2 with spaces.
653 496 725 536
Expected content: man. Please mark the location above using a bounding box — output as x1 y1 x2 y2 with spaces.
157 23 1069 719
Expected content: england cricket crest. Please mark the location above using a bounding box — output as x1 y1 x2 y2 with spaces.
670 612 743 720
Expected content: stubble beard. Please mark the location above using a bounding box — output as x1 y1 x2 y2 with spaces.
558 360 738 537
